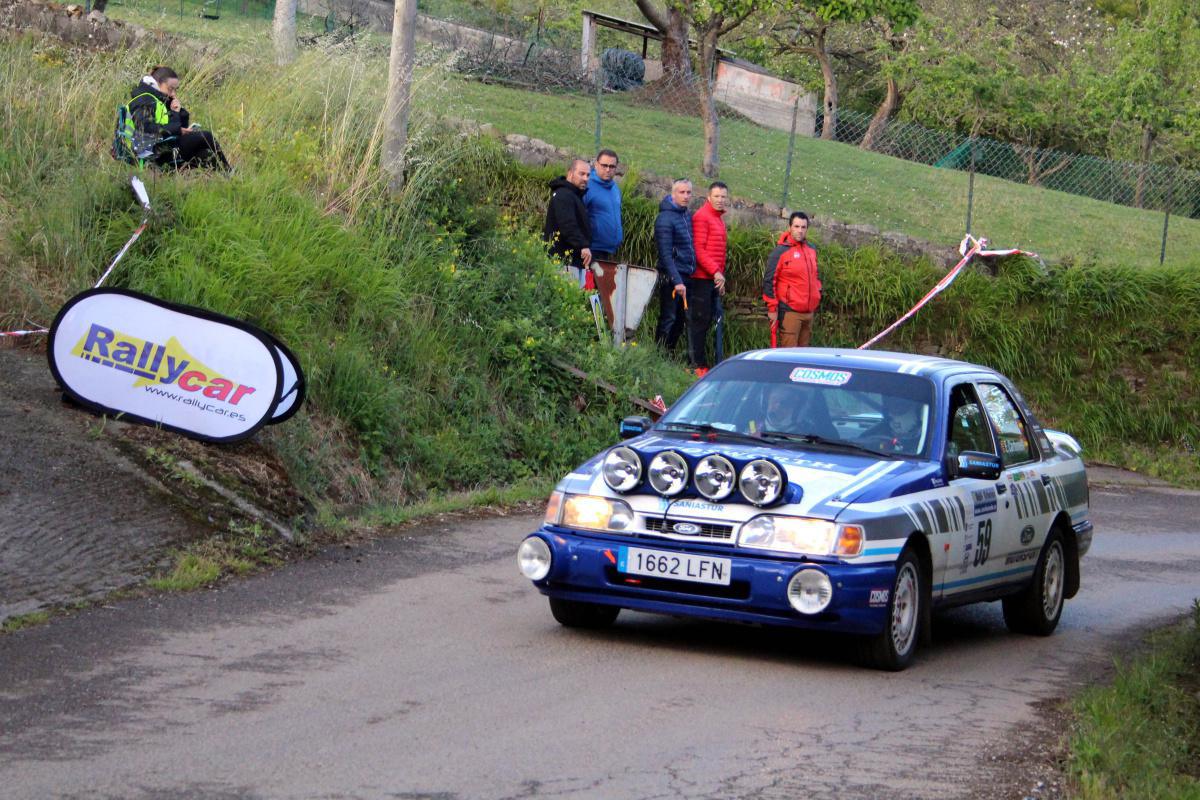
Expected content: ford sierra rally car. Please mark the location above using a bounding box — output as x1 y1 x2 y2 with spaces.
517 349 1092 670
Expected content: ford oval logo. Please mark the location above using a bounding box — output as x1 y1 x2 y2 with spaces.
673 522 701 535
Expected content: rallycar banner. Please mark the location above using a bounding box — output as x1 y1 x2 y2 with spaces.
48 289 290 443
266 333 305 425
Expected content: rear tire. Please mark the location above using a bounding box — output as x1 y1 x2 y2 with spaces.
1002 530 1065 636
549 598 620 629
859 548 923 671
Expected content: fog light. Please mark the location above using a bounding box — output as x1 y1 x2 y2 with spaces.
517 536 552 581
787 569 832 614
648 450 689 496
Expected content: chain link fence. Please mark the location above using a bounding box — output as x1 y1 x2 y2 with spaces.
817 108 1200 221
98 0 1200 269
443 31 1199 269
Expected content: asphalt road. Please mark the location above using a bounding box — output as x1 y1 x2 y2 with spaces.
2 481 1199 800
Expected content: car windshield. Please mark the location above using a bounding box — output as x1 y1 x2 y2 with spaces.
659 360 936 458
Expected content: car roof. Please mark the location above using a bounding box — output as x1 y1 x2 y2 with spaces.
730 348 999 382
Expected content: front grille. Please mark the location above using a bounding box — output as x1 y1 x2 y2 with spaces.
643 516 734 541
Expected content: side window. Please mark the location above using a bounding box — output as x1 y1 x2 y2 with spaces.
977 383 1035 465
946 384 995 457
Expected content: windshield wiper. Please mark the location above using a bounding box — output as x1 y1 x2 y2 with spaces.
660 421 762 444
759 430 894 458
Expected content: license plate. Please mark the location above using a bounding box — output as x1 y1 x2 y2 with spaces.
617 546 731 586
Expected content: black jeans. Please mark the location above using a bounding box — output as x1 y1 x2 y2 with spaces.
685 277 715 368
655 279 686 350
157 130 230 171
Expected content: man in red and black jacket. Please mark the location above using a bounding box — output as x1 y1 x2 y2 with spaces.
688 182 729 373
762 211 821 347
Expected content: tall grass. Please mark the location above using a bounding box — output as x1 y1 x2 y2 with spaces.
1069 603 1200 799
0 36 691 506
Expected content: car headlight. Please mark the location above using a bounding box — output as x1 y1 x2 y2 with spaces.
647 450 689 496
739 459 784 506
517 536 552 581
694 455 735 501
602 447 642 492
560 494 635 532
788 569 833 614
739 516 864 557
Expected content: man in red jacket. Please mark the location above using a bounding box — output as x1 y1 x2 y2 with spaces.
763 211 821 347
688 182 729 373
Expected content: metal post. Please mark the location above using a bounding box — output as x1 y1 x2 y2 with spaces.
1160 168 1175 266
965 136 977 235
780 96 800 210
594 66 603 154
614 263 628 346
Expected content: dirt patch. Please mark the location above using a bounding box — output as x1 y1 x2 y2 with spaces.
0 342 307 621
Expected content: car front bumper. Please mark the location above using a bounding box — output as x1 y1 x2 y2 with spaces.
526 526 896 635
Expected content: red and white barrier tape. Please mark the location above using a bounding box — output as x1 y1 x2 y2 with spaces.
1 176 151 339
857 235 1038 350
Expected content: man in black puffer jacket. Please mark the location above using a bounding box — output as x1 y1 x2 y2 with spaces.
542 158 593 286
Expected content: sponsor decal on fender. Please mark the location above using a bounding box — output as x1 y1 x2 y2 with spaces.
49 289 301 443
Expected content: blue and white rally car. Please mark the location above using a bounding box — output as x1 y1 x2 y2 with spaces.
518 349 1093 670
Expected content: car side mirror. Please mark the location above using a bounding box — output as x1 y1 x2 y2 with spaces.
619 415 652 440
949 451 1002 481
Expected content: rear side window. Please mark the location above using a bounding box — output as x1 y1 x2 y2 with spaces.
977 383 1035 465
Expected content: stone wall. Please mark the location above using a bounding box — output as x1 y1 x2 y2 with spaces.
0 0 190 50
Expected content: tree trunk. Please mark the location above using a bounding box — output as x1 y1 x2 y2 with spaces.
814 27 837 141
1134 123 1156 209
635 0 692 80
272 0 298 65
697 28 720 178
860 75 899 151
382 0 418 195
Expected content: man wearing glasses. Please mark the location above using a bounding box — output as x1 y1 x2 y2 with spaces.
583 149 623 264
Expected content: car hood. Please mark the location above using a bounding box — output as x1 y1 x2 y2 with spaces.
558 434 942 523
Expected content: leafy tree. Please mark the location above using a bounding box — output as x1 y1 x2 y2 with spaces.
764 0 919 140
681 0 760 177
635 0 694 80
1084 0 1199 206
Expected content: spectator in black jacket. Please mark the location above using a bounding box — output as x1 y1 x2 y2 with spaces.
129 65 229 171
653 178 695 351
542 158 592 286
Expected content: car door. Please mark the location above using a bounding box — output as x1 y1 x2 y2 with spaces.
938 380 1015 600
975 381 1049 579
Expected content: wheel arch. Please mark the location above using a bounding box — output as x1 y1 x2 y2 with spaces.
904 531 934 646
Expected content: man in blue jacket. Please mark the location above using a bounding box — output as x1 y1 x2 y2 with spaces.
583 149 622 263
653 178 696 351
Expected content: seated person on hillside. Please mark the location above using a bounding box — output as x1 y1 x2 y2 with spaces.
128 65 230 171
861 396 928 456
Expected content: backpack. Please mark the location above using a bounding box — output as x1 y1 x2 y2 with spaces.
111 92 168 166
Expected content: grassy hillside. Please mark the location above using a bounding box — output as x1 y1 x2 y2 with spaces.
0 39 691 510
101 0 1200 270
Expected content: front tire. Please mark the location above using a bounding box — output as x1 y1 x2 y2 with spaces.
1002 530 1065 636
549 598 620 629
859 548 923 671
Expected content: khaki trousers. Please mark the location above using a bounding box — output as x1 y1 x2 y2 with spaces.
778 310 814 348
